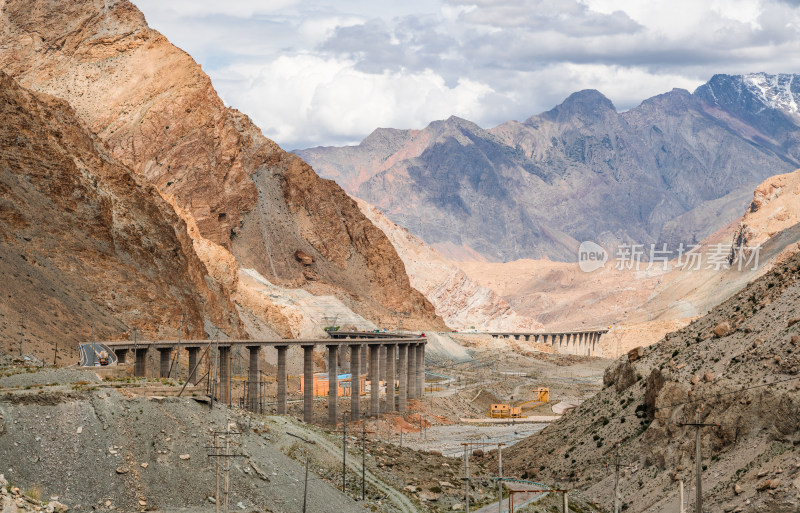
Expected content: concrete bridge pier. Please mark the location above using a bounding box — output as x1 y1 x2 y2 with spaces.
218 346 231 406
350 344 361 421
407 343 418 399
397 343 408 412
276 345 288 415
115 348 128 364
158 348 172 378
417 343 425 395
186 346 200 384
327 345 338 425
134 348 148 377
386 343 396 412
247 346 261 412
379 345 387 400
369 344 380 416
303 345 314 423
361 345 367 378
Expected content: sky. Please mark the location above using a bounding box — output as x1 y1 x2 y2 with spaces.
132 0 800 149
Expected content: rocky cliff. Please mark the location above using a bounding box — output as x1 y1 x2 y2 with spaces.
297 76 800 262
0 71 242 358
0 0 443 332
731 168 800 258
503 250 800 512
354 198 542 331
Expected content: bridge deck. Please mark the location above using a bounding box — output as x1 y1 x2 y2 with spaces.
101 335 424 350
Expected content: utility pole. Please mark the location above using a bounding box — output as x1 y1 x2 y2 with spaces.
463 444 470 513
362 415 366 501
18 315 24 357
497 443 504 513
679 480 685 513
342 412 347 494
614 445 621 513
679 420 719 513
206 423 245 513
303 454 309 513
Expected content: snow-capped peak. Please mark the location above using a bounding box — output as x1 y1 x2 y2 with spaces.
743 73 800 114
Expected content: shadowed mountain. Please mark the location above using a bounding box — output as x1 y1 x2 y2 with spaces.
297 76 800 262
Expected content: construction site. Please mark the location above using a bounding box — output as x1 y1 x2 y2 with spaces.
0 329 608 513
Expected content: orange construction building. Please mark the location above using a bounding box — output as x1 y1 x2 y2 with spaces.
300 372 368 397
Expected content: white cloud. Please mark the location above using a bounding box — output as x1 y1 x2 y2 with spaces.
130 0 800 148
214 55 494 148
132 0 300 19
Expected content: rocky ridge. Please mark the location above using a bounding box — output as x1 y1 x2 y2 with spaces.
501 250 800 512
731 169 800 258
0 0 444 341
0 70 242 358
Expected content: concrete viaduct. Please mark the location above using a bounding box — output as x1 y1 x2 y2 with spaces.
102 331 426 425
484 330 608 356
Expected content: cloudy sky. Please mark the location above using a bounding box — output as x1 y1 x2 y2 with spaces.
133 0 800 149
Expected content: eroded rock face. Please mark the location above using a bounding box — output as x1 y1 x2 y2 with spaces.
603 360 637 392
730 169 800 259
0 71 241 353
0 0 443 330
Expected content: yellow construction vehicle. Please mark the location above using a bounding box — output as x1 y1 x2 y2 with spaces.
489 388 550 418
490 403 510 418
489 404 525 418
532 387 549 402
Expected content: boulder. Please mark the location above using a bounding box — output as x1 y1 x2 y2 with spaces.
757 479 780 491
53 501 69 513
628 346 644 362
418 491 439 502
604 360 637 392
294 250 314 266
713 322 731 338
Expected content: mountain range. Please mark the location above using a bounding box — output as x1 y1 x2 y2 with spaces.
296 73 800 262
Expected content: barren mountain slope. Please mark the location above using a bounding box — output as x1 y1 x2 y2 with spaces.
354 198 542 331
0 384 365 513
455 170 800 355
502 251 800 512
0 71 241 359
0 0 442 330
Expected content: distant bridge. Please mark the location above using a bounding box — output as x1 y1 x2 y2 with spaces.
479 330 608 356
101 331 426 425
